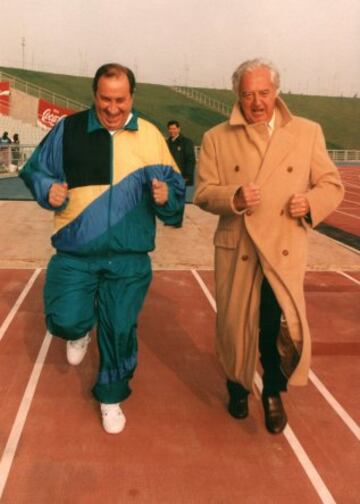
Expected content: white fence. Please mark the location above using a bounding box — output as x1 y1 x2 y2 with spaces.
1 145 359 177
327 150 360 162
0 70 86 111
194 146 360 163
0 144 37 173
172 86 232 116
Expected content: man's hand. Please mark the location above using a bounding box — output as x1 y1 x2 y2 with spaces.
288 193 310 218
152 178 168 206
233 182 260 211
48 182 68 207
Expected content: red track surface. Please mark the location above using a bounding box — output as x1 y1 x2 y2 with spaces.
0 268 359 503
324 166 360 236
0 163 358 504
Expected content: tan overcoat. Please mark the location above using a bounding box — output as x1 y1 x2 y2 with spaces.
193 98 344 391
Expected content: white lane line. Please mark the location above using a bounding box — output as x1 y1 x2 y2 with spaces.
309 370 360 441
315 233 360 255
343 183 360 190
334 209 360 220
0 331 52 499
191 269 337 504
343 199 360 206
344 190 360 197
193 268 360 440
0 268 42 342
337 270 360 286
191 269 217 310
254 375 337 504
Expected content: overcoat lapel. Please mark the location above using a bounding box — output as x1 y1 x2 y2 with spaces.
255 126 296 187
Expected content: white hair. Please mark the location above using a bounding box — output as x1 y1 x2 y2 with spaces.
232 58 280 97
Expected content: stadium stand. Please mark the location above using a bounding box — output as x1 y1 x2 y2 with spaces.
0 115 46 145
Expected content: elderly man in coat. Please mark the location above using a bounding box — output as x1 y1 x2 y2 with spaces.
193 58 344 434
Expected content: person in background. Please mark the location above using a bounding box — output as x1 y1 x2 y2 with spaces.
20 63 185 434
12 133 20 168
0 131 12 168
194 58 344 435
167 120 196 186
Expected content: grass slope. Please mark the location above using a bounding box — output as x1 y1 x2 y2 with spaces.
1 67 359 149
197 87 360 149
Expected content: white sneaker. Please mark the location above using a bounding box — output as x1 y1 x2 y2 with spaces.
100 403 126 434
66 333 91 365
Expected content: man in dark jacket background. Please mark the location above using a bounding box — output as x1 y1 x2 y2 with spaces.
167 120 196 186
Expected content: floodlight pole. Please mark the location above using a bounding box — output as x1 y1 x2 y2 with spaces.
22 37 26 69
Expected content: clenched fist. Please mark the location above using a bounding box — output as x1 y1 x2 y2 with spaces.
233 182 260 211
48 182 68 207
288 193 310 218
151 178 168 206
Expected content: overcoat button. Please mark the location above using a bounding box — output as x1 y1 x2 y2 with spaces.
235 165 240 172
287 166 294 172
282 249 289 256
241 255 248 261
246 209 253 216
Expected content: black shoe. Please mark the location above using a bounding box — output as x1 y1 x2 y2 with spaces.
261 393 287 434
226 380 249 419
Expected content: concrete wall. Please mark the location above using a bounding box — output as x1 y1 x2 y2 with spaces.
10 89 38 126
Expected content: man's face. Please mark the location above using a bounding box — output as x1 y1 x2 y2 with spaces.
94 74 133 130
239 67 278 124
168 124 180 139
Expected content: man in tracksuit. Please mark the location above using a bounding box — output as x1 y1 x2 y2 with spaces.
20 63 185 434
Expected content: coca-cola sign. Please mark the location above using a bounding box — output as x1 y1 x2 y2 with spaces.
0 81 10 115
37 98 75 129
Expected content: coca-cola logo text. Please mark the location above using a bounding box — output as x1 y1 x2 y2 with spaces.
41 108 67 127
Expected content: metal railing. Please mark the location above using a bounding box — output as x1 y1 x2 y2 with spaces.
194 146 360 163
327 150 360 162
0 70 86 111
172 86 231 116
0 144 38 174
171 87 360 164
1 145 358 178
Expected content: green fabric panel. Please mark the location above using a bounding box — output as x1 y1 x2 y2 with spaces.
44 252 152 403
44 253 98 340
75 195 157 256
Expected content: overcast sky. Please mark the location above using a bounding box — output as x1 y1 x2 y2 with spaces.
0 0 359 96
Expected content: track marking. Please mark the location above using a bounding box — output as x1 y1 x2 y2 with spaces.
343 199 360 206
191 269 216 310
194 268 360 440
343 190 360 197
0 331 52 499
254 375 337 504
336 271 360 286
0 268 41 342
333 209 360 220
342 183 360 190
191 269 338 504
316 234 360 255
339 207 360 212
309 370 360 440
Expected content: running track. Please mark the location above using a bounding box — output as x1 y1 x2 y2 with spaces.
0 267 359 503
324 166 360 237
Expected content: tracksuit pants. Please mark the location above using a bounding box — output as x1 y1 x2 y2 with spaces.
44 252 152 404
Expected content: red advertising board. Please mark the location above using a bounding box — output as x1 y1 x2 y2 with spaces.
0 82 10 115
37 98 75 129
